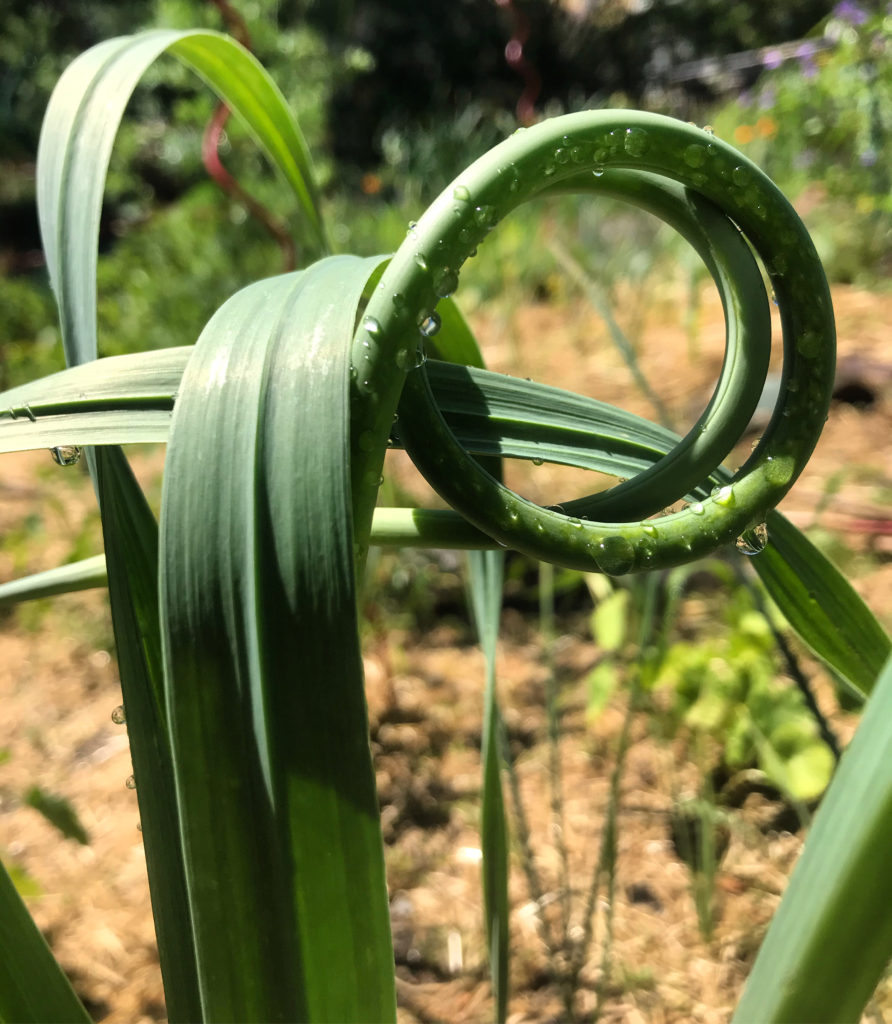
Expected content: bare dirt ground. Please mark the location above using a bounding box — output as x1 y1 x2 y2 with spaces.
1 283 890 1023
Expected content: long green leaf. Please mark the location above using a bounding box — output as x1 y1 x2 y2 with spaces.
0 860 92 1024
160 257 394 1022
756 511 890 699
37 31 327 368
732 653 892 1023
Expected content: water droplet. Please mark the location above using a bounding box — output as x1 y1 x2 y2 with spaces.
765 454 795 487
453 185 471 202
361 315 381 336
592 165 604 178
702 125 715 135
531 457 544 466
543 162 556 177
570 145 587 163
111 705 126 725
7 407 18 420
24 403 36 423
364 469 384 488
683 144 706 168
796 329 822 358
50 445 82 467
474 205 497 229
568 517 583 528
414 252 428 272
125 774 137 790
358 430 377 452
419 311 441 337
595 535 636 576
711 484 735 507
433 267 459 298
413 343 427 368
736 522 768 556
554 146 570 164
689 501 705 515
392 292 407 310
623 127 648 157
732 166 751 187
406 220 418 235
642 522 658 537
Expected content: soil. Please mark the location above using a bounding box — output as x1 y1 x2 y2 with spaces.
1 282 890 1024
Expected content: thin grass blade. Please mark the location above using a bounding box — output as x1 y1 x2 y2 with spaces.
467 550 510 1021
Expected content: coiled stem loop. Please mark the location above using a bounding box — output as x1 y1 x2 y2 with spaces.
357 111 835 574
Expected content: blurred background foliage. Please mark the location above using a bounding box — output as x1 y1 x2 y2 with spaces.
5 0 891 392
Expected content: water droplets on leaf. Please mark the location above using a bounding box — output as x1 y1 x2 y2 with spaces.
361 315 381 336
474 205 497 229
683 144 707 168
111 705 126 725
595 535 636 576
765 455 795 487
452 185 471 202
419 311 442 338
125 775 137 790
358 430 377 452
51 446 81 467
736 522 768 556
414 252 428 272
433 267 459 298
711 484 736 508
623 127 648 157
554 146 570 164
531 457 544 466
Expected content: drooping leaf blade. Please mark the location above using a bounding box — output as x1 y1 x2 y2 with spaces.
160 257 395 1022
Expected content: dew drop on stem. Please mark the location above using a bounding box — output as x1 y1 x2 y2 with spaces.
125 774 137 790
419 311 441 338
111 705 126 725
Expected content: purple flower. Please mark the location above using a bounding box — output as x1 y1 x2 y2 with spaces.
796 41 819 59
835 1 868 24
763 48 784 69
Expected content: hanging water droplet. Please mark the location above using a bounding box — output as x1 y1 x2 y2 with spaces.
592 165 604 178
433 267 459 298
623 127 648 157
406 220 418 235
554 146 570 164
414 252 428 271
568 517 583 528
595 535 636 577
125 774 137 790
23 403 36 423
736 522 768 556
50 445 82 467
361 315 381 336
453 184 471 202
136 822 142 832
531 457 544 466
111 705 126 725
689 501 705 516
702 125 715 135
419 311 441 337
